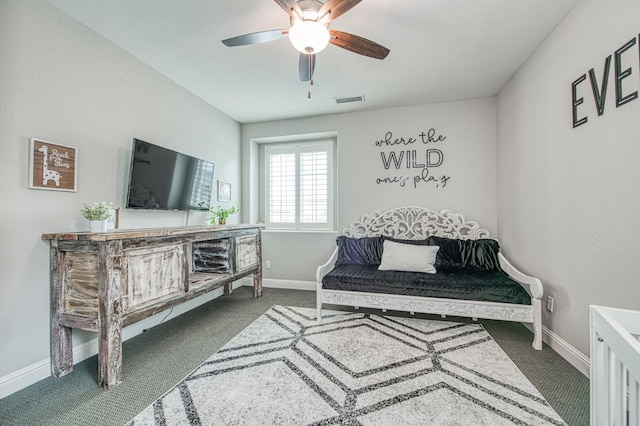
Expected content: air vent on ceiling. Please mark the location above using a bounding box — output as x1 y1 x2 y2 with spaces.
335 95 365 104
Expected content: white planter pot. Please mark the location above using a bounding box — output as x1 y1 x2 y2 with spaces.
90 220 107 233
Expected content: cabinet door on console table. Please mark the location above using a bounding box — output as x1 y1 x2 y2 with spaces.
235 234 259 272
59 247 100 320
122 243 187 312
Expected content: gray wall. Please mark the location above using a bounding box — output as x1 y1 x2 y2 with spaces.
242 98 498 282
496 0 640 356
0 0 241 383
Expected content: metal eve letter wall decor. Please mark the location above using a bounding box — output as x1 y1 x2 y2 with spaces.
374 128 451 190
572 33 640 128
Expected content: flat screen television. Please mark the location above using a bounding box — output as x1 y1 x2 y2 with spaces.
125 138 215 211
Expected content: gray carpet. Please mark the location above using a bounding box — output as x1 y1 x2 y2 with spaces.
0 287 589 425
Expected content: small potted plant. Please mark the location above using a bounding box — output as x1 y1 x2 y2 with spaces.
210 205 239 225
81 201 114 233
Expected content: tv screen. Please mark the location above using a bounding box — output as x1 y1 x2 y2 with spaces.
126 138 215 211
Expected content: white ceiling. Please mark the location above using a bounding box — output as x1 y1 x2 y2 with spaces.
47 0 579 124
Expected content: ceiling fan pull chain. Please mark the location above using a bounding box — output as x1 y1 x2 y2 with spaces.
308 77 315 98
307 51 313 98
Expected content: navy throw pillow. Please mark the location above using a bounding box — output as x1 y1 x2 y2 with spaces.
335 236 384 265
466 238 501 270
428 236 501 271
427 236 465 268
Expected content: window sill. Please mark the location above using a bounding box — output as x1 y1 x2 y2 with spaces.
262 229 339 235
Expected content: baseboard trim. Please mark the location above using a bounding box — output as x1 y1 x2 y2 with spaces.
264 278 315 291
542 325 590 378
0 358 51 400
237 277 315 291
0 284 242 400
521 323 590 378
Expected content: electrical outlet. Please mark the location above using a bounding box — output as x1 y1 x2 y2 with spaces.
546 296 555 312
265 260 271 269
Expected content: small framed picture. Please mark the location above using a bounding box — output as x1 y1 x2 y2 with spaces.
218 180 231 202
28 138 78 192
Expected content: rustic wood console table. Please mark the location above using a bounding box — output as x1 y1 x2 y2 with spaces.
43 224 263 388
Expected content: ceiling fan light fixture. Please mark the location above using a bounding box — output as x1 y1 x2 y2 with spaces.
289 20 330 54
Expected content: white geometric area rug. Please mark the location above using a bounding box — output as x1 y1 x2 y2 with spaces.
127 306 566 426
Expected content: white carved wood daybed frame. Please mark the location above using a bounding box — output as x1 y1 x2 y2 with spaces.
316 206 544 350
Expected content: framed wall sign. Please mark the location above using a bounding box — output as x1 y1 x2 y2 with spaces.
28 138 78 192
218 180 231 202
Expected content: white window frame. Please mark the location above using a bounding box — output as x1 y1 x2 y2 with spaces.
263 139 335 231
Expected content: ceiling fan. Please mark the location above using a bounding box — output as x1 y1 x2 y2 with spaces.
221 0 390 84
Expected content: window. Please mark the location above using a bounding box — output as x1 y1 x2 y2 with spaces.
264 140 335 230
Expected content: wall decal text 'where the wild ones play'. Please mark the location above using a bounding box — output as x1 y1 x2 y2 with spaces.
375 129 450 189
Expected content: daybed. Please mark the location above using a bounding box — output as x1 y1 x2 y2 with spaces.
316 206 544 350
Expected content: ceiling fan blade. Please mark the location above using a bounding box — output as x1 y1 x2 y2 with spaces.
299 53 316 82
329 29 390 59
273 0 303 18
222 29 288 47
319 0 362 22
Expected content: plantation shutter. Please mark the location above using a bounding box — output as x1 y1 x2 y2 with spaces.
265 141 333 230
